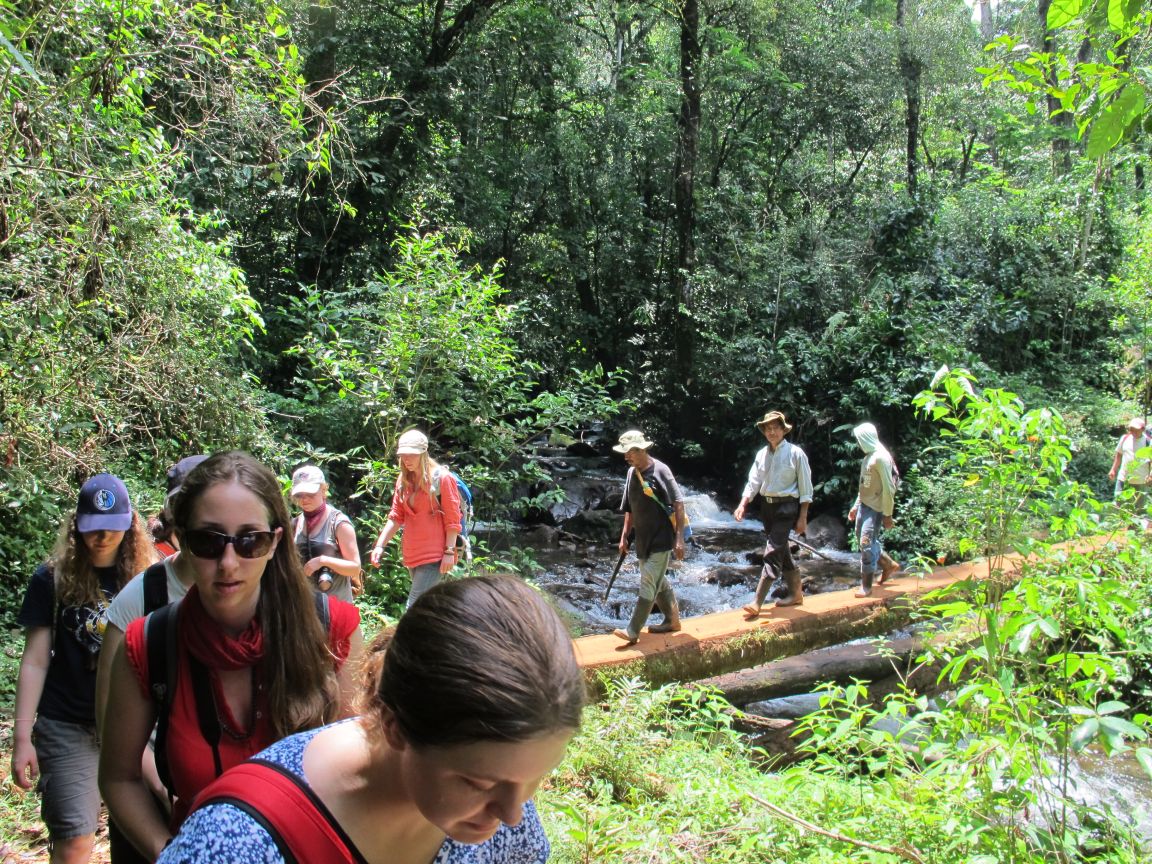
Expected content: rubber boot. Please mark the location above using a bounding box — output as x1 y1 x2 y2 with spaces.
614 596 654 644
878 552 900 584
648 586 681 633
743 566 775 616
856 570 874 598
775 568 804 607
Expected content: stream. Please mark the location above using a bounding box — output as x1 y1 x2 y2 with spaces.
519 482 864 636
475 462 1152 840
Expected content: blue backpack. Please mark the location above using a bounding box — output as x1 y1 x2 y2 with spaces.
431 466 475 562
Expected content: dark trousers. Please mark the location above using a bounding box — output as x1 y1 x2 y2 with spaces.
759 498 799 577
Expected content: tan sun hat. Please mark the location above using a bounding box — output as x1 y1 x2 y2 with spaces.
755 411 793 433
396 429 429 455
613 430 654 453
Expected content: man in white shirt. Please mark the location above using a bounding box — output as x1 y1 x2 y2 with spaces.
1109 417 1151 525
734 411 813 615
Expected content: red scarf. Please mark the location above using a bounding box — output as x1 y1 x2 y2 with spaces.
181 585 265 671
303 503 329 534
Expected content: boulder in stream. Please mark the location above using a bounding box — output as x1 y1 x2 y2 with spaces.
561 509 623 544
806 514 847 550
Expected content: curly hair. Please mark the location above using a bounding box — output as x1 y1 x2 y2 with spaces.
53 509 155 607
359 574 585 748
169 451 341 737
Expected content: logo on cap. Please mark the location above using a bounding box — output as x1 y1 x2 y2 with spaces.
93 489 117 512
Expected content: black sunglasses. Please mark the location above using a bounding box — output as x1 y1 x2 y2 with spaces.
183 528 277 560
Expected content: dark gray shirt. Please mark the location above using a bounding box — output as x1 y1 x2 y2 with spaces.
620 458 683 559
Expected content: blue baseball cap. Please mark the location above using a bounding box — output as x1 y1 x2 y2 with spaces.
76 473 133 533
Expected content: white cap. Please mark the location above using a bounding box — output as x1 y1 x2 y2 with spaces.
291 465 326 496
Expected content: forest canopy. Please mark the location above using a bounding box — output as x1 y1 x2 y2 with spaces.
3 0 1152 599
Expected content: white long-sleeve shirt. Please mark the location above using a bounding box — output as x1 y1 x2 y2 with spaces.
740 440 814 503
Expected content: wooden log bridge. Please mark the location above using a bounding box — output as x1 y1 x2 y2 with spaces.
571 536 1114 693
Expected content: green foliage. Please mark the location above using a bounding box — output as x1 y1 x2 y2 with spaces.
0 0 325 613
545 660 1151 863
913 366 1104 570
282 223 628 519
980 0 1152 159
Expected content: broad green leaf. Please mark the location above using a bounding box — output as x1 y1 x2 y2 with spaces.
1137 748 1152 780
1086 83 1146 156
1048 0 1087 28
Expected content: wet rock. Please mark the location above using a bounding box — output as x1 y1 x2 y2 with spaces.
717 551 740 564
562 509 623 544
704 565 758 588
565 440 599 458
806 514 847 550
544 583 606 604
522 525 560 547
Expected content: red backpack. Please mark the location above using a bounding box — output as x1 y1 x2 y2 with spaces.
190 759 358 863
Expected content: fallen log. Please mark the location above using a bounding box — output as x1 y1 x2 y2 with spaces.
699 635 931 707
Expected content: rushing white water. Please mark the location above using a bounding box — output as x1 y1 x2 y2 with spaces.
531 484 862 634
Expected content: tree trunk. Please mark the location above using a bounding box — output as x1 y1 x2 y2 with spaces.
896 0 922 196
977 0 999 165
673 0 700 387
1038 0 1073 175
697 634 951 707
294 2 339 289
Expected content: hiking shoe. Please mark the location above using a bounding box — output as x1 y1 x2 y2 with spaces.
855 586 873 598
613 628 639 645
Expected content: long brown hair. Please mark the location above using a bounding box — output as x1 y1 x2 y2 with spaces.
396 451 443 500
170 451 340 736
359 575 585 748
53 509 155 607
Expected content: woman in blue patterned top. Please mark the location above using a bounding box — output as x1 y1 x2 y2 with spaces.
160 574 586 864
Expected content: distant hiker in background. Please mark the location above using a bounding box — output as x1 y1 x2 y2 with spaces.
100 452 363 861
734 411 813 615
157 575 586 864
848 423 898 598
1109 417 1151 518
97 455 206 864
11 474 154 864
612 430 686 645
290 464 363 601
369 429 462 609
148 457 208 559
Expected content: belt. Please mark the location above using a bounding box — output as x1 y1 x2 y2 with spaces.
763 495 797 504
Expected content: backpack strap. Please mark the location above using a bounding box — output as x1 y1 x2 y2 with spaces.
193 759 359 864
141 562 169 615
146 602 181 794
149 593 333 797
313 590 330 634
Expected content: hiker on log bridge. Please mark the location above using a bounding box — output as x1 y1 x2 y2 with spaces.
848 422 898 597
611 430 686 645
734 411 813 615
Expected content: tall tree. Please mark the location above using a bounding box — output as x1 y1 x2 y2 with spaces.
896 0 923 195
673 0 701 388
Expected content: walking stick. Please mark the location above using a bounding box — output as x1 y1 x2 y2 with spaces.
788 532 836 563
602 548 628 602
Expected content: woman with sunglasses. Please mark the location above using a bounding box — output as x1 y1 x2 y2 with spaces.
99 451 364 861
158 575 585 864
368 429 462 608
11 474 154 864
